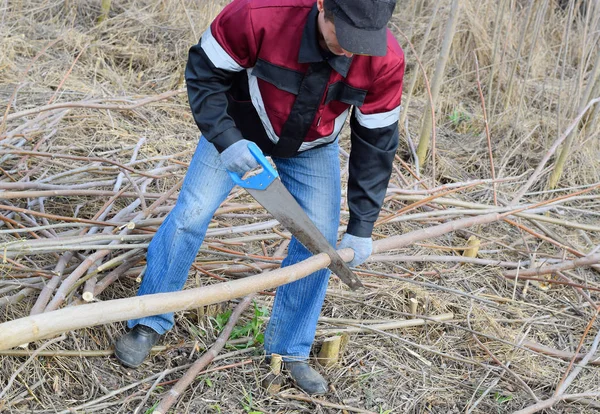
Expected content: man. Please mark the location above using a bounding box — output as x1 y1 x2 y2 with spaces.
115 0 404 395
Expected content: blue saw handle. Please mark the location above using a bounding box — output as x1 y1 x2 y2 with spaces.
227 141 278 190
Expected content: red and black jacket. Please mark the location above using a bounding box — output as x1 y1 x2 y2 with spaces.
185 0 405 237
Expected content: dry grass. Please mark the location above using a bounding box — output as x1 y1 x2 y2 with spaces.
1 0 600 413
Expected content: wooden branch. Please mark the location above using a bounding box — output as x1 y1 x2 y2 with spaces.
0 288 36 309
0 190 177 199
0 204 118 227
43 180 181 311
30 252 73 315
510 97 600 204
0 253 332 350
154 295 255 414
503 254 600 277
369 254 522 268
373 210 504 254
0 334 67 400
469 315 539 402
390 22 437 176
4 89 185 122
279 394 378 414
93 254 144 297
0 340 250 357
555 313 600 396
376 182 479 226
44 250 113 311
316 313 453 335
53 356 252 414
474 52 497 205
522 340 600 365
513 392 600 414
0 150 160 178
414 0 461 171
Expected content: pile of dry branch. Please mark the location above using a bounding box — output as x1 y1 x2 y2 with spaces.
1 1 600 413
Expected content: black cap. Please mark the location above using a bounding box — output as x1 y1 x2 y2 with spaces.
324 0 396 57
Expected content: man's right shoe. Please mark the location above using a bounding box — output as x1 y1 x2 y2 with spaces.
114 325 161 368
285 361 328 395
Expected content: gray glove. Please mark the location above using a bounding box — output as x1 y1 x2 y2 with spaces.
220 139 260 176
338 233 372 267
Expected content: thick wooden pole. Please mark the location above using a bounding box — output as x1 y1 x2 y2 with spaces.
0 254 332 351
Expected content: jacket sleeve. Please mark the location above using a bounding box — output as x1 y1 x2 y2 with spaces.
185 0 258 151
347 57 405 238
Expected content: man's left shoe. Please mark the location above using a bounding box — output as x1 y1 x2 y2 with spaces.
285 361 328 395
114 324 161 368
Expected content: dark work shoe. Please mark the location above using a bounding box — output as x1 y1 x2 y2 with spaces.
114 325 161 368
285 361 328 395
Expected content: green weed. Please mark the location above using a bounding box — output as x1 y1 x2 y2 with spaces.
144 401 159 414
212 301 269 349
241 387 263 414
494 392 513 404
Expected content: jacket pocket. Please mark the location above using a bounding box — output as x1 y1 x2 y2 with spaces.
252 58 304 95
324 81 367 106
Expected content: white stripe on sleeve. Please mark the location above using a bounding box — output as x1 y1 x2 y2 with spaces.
200 26 244 72
355 105 401 129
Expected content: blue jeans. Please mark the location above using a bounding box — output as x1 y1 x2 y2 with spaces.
128 136 341 360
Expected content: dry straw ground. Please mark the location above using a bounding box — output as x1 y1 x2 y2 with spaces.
1 0 600 413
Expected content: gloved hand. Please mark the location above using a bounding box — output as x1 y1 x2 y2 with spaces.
338 233 372 267
220 139 260 176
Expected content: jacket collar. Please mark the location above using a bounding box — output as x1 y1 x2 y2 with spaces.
298 4 352 78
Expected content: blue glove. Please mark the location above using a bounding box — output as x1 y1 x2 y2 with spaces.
220 139 260 176
338 233 372 267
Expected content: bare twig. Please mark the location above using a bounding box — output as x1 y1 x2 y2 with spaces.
4 89 185 122
0 334 66 400
279 393 378 414
504 254 600 277
511 97 600 204
154 295 255 414
555 311 600 396
473 52 497 205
